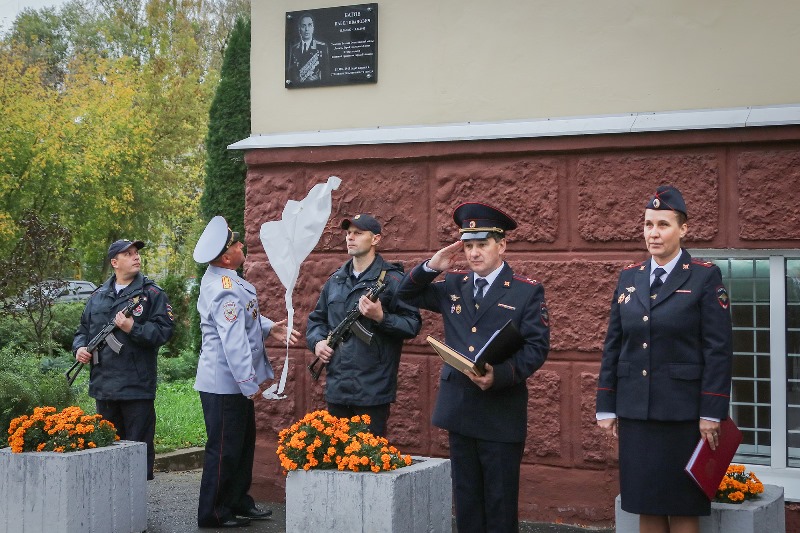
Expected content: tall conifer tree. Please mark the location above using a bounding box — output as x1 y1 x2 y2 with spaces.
192 17 251 348
200 16 251 232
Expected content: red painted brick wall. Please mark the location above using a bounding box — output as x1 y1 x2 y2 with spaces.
243 125 800 526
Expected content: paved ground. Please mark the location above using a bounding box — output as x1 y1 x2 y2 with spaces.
147 468 613 533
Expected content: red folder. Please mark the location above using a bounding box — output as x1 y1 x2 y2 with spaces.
684 417 743 500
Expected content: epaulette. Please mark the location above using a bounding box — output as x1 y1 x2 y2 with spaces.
512 275 540 286
623 261 646 271
691 259 715 268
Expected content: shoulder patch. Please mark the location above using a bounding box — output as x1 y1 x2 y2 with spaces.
512 275 540 286
623 261 645 271
221 276 232 289
222 301 237 322
691 259 715 268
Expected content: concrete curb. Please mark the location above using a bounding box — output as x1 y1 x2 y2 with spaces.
153 447 204 472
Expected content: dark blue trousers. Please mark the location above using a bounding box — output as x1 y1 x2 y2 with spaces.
448 432 524 533
197 392 256 527
95 399 156 480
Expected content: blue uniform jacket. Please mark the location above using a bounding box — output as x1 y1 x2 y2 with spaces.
194 265 275 397
596 249 733 421
397 262 550 443
306 255 421 406
73 273 174 400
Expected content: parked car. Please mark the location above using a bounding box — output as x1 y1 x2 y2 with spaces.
11 280 98 311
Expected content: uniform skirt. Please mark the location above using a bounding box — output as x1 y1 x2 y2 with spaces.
618 418 710 516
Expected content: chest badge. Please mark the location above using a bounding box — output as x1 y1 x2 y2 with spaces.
618 293 625 304
246 299 258 320
504 281 510 287
626 286 635 293
455 304 462 314
132 303 144 317
450 294 460 302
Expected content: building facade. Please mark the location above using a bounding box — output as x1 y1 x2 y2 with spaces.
236 1 800 526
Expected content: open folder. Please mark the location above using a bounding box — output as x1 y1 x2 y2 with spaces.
426 319 524 377
684 417 743 500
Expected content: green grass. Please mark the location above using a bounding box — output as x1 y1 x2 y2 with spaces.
73 375 206 454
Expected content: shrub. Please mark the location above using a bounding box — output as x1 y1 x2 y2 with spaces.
158 274 192 358
159 348 199 382
49 302 85 351
0 344 75 435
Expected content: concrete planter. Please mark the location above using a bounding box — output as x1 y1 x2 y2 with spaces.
615 484 785 533
0 440 147 533
286 456 451 533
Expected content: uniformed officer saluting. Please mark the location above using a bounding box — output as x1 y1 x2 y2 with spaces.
396 202 550 533
193 216 299 529
596 186 733 533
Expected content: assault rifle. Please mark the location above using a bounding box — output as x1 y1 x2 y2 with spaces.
64 297 143 386
308 280 387 381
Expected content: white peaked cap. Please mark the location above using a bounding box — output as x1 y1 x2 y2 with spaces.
193 216 237 263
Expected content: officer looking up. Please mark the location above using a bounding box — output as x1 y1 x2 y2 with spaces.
73 239 174 481
193 216 299 529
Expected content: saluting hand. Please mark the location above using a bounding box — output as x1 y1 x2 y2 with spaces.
270 319 300 345
428 240 464 272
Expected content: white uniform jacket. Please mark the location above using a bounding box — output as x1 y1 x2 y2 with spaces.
194 265 275 397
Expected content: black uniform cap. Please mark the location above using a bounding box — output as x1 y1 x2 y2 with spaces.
647 185 687 218
108 239 144 260
453 202 517 241
341 214 381 235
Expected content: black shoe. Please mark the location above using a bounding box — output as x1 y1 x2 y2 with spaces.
234 506 272 520
198 516 251 528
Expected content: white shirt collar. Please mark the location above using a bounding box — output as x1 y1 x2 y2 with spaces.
475 262 505 290
649 252 682 282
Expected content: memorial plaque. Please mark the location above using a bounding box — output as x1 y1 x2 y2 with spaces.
285 4 378 88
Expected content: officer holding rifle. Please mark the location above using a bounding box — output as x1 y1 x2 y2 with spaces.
73 239 174 481
306 214 421 437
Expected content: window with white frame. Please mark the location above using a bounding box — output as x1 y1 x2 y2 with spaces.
693 250 800 500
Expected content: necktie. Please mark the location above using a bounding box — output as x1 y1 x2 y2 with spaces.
474 278 488 308
651 267 666 297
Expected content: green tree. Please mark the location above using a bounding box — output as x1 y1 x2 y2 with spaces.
191 16 251 349
1 1 250 283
